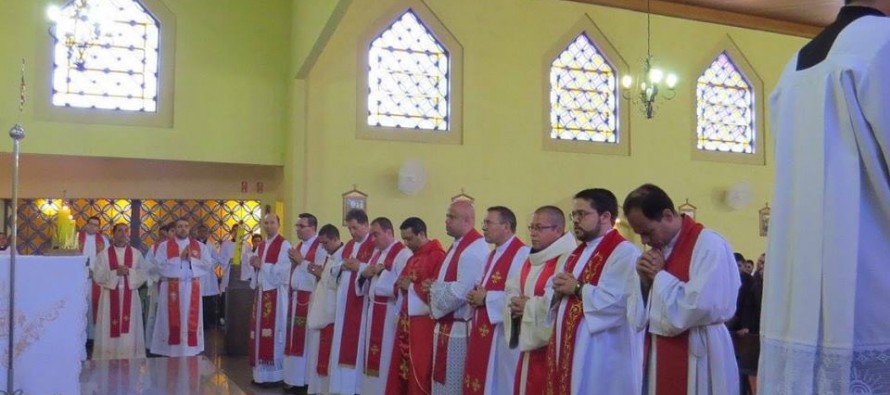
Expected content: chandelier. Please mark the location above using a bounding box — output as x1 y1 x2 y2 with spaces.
47 0 111 71
621 1 678 119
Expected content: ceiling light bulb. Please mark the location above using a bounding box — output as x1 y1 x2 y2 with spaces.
621 75 633 89
666 74 678 88
649 68 664 84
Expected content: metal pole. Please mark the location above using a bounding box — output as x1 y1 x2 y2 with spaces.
7 123 24 395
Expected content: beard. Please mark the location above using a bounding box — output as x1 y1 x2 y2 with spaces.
573 222 601 243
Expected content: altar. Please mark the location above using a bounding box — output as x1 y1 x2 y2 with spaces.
0 255 88 394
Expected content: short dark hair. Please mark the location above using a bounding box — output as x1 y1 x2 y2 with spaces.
734 252 746 263
197 224 209 231
487 206 517 232
622 184 676 221
345 209 369 225
400 217 427 236
298 213 318 229
574 188 619 222
112 223 128 233
251 234 263 241
534 206 566 232
88 216 101 224
318 224 340 240
371 217 394 233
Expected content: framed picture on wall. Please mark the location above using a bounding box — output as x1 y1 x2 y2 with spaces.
759 203 770 237
678 199 697 219
342 186 368 225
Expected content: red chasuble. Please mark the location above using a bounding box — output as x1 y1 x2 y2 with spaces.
364 242 406 377
546 230 625 395
284 237 321 357
165 238 203 347
338 235 376 367
107 246 135 338
248 234 285 367
80 231 105 324
463 237 525 395
513 255 559 395
384 239 446 395
432 229 483 385
653 215 703 395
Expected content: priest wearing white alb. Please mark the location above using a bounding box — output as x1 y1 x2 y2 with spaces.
463 206 527 395
329 209 376 395
761 1 890 393
247 213 292 386
282 213 325 392
306 224 344 395
356 217 411 395
424 200 488 395
143 222 172 352
547 189 643 395
93 223 149 360
505 206 575 395
150 219 214 357
624 184 739 395
80 216 109 341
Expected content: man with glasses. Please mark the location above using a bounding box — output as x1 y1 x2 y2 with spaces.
546 188 643 394
425 200 488 394
283 213 325 393
505 205 575 395
463 206 528 395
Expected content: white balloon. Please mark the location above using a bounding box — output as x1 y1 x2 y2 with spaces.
398 159 426 196
725 181 754 210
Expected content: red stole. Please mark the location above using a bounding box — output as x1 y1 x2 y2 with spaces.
81 231 105 324
165 238 203 347
513 254 559 395
338 235 376 367
653 215 703 395
365 242 406 377
249 234 285 367
284 237 321 357
107 246 135 338
433 229 483 384
464 237 525 395
546 230 625 395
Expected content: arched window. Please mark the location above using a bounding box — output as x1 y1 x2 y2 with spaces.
696 52 755 154
49 0 161 112
550 33 619 144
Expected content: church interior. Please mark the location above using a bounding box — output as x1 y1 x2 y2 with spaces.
0 0 844 394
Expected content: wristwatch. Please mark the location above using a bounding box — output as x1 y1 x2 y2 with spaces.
573 282 582 297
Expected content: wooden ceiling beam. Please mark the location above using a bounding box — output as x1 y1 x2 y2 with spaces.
567 0 823 38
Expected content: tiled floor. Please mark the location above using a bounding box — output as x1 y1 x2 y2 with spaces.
79 327 296 395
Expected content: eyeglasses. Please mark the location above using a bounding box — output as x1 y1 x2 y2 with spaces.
527 224 558 232
568 210 596 221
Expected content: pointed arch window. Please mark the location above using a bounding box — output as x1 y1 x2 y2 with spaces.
50 0 161 112
367 10 450 131
550 33 619 144
696 52 756 154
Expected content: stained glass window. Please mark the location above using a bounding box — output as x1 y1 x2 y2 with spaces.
51 0 160 112
550 33 619 143
368 10 450 131
696 52 755 153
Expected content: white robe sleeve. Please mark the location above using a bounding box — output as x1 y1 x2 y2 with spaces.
860 40 890 159
93 250 119 290
430 241 487 319
520 278 557 351
253 241 292 292
648 231 740 337
127 250 149 289
487 248 528 326
187 244 214 278
581 242 640 334
375 249 410 299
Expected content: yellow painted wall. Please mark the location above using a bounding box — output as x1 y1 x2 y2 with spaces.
295 0 809 258
0 0 291 166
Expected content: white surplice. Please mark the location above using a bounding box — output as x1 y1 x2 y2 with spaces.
149 238 213 357
549 236 643 395
505 232 575 395
199 240 221 297
627 229 740 395
248 234 292 383
474 236 528 395
761 10 890 395
84 233 110 340
328 236 373 395
356 241 412 395
282 235 325 387
307 245 343 395
429 233 488 395
93 245 149 360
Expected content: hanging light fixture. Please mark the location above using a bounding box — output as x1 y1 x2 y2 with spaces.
46 0 111 71
621 0 678 119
